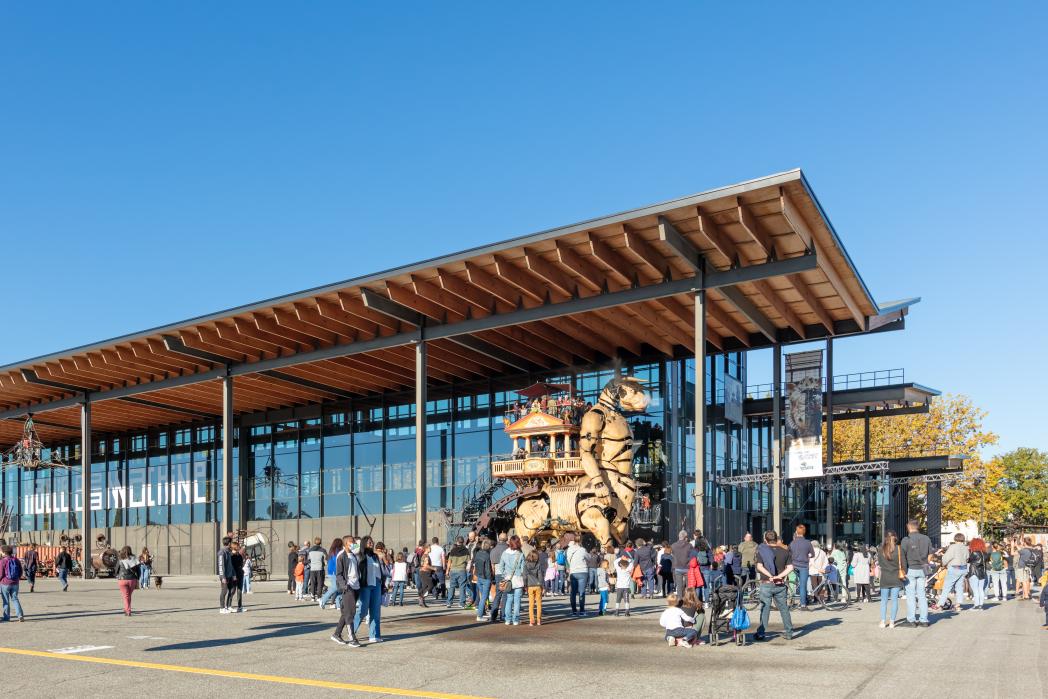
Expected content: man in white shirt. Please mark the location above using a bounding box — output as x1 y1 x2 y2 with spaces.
428 536 446 600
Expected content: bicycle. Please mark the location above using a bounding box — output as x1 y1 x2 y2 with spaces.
810 578 851 612
741 572 799 611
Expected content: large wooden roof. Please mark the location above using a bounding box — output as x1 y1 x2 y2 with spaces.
0 170 917 443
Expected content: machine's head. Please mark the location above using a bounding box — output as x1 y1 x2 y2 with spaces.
603 376 650 413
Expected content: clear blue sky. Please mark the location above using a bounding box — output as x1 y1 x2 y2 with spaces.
1 3 1044 455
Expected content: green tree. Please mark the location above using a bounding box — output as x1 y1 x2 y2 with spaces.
997 448 1048 525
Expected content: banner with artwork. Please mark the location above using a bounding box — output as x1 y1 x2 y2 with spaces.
785 350 824 479
724 374 743 425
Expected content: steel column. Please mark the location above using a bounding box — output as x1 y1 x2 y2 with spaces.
221 374 234 538
771 345 782 536
79 400 92 578
824 338 834 547
926 481 942 548
862 407 873 545
694 289 706 534
415 338 428 544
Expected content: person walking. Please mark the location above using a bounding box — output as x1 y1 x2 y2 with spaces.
24 544 39 593
217 536 237 613
319 538 344 609
850 545 872 603
54 546 73 592
987 542 1009 601
138 547 154 590
391 553 408 606
788 524 815 611
634 538 657 599
968 538 989 610
353 536 384 643
428 536 446 600
876 531 905 628
489 532 509 622
739 532 758 587
497 535 526 626
115 546 140 617
330 538 361 647
0 546 25 622
444 536 470 609
417 545 436 607
471 539 494 621
900 519 933 627
286 542 298 596
933 533 971 611
566 536 588 616
753 530 794 642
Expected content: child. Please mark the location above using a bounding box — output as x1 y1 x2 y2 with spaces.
825 557 841 601
524 550 543 626
392 553 408 606
615 556 633 617
596 559 611 615
294 555 306 600
544 551 558 594
680 586 705 644
659 593 697 647
242 556 252 594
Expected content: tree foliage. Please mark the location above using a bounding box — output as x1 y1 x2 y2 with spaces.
828 394 1000 526
996 448 1048 526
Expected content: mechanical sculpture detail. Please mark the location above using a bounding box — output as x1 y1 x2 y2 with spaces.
2 417 69 471
505 377 650 547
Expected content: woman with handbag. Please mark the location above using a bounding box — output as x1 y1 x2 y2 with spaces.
876 531 906 628
496 535 525 626
138 547 153 590
115 546 140 617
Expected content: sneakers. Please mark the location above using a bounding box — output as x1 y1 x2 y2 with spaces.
236 607 244 613
879 620 886 628
667 637 676 647
331 634 349 645
368 637 382 643
220 608 232 614
347 639 361 647
678 639 692 648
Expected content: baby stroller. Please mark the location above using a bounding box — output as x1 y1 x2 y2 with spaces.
707 584 745 646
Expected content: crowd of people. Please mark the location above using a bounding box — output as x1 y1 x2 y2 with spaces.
1 524 1044 644
503 395 590 427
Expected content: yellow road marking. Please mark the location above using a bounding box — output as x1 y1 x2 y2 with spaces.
0 647 493 699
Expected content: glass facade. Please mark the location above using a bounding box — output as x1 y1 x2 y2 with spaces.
1 350 889 546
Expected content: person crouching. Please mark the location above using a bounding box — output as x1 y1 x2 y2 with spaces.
660 593 697 647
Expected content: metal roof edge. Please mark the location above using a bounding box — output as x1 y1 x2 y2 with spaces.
0 170 808 374
874 297 921 315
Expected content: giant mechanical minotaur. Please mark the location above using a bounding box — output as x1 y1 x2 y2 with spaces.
492 377 650 547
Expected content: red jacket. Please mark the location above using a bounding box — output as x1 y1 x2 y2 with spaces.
687 557 705 588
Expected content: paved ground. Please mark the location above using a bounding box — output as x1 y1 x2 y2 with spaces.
0 577 1044 698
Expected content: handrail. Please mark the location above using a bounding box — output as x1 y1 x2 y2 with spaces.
743 368 905 399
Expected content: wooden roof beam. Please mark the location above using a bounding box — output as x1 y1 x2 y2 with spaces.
752 280 807 339
522 248 579 298
222 319 289 356
316 298 380 337
621 225 672 281
617 307 675 356
410 275 476 320
588 233 636 286
493 255 553 303
736 200 778 261
338 291 403 333
196 326 266 361
652 296 724 351
554 241 606 292
705 297 753 347
694 209 740 266
778 190 865 328
437 269 510 313
292 303 361 340
464 261 525 308
542 316 617 359
272 307 339 347
164 332 238 365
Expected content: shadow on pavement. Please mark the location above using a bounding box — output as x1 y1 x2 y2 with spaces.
146 622 330 651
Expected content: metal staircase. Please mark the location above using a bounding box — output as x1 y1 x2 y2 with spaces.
439 473 516 541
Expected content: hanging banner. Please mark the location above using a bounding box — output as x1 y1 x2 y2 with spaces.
724 374 743 425
785 350 824 479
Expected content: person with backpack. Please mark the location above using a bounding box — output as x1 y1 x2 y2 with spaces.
694 534 714 602
1016 537 1040 601
967 538 989 609
0 545 25 622
987 542 1009 601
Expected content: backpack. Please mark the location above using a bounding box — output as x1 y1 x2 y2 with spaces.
5 556 22 581
730 589 750 631
989 551 1004 572
696 550 710 566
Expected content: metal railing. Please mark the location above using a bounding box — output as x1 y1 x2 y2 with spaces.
745 368 905 399
832 442 958 464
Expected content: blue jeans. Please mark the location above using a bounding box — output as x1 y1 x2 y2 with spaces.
319 575 339 607
491 575 505 619
969 575 985 607
699 567 714 601
880 586 900 622
599 589 608 613
569 572 588 613
475 578 492 618
434 569 446 597
640 571 654 597
57 569 69 591
503 586 523 623
446 571 468 606
139 565 151 589
905 568 928 623
757 583 793 637
1 584 24 621
392 581 406 605
353 584 382 639
795 567 810 607
937 566 967 607
242 571 251 593
587 568 598 592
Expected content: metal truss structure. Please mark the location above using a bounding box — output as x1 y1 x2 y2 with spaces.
714 459 979 491
1 416 69 472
